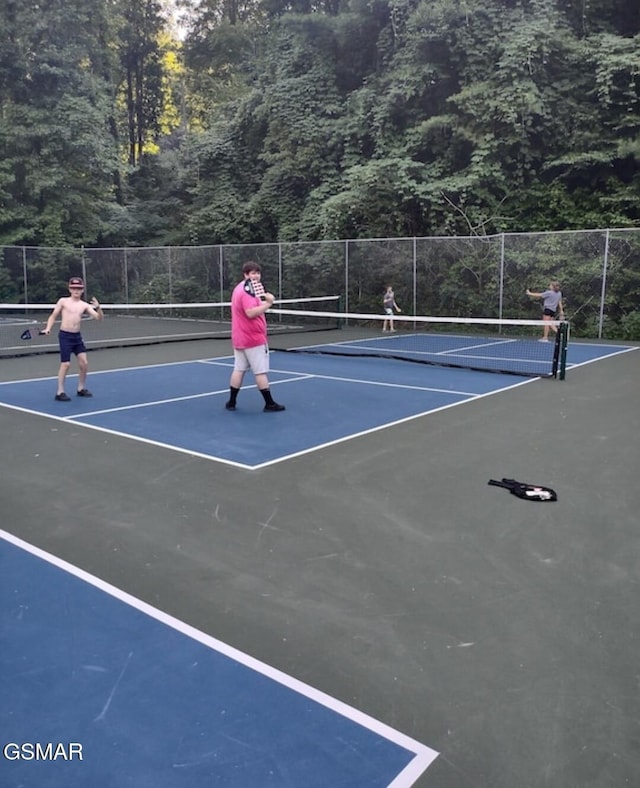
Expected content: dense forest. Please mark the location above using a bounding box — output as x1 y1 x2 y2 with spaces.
0 0 639 250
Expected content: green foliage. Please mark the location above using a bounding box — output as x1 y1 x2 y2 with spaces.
128 272 208 302
1 0 639 251
0 262 19 301
0 0 121 246
617 311 640 340
115 0 167 165
179 112 264 244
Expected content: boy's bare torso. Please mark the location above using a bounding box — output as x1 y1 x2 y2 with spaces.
58 297 91 332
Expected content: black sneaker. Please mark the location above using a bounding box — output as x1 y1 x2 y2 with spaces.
225 402 236 411
264 402 285 412
76 389 92 397
54 393 71 402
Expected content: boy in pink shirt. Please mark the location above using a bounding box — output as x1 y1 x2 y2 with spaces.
226 262 285 412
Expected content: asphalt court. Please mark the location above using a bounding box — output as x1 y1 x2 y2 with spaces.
1 336 639 788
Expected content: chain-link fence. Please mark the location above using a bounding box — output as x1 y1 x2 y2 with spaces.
1 228 639 338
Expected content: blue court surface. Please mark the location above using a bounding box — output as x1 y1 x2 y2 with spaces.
0 340 635 470
1 530 437 787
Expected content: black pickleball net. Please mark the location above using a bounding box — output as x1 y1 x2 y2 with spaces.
0 297 341 358
268 308 569 378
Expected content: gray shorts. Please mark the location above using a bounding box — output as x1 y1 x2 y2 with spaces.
233 344 270 375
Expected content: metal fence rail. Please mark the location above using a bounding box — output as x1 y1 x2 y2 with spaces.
1 228 639 339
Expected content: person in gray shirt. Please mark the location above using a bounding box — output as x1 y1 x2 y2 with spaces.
526 280 565 342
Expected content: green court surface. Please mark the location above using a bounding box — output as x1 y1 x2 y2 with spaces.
1 336 639 787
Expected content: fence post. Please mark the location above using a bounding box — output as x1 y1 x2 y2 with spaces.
22 246 28 304
81 246 87 290
499 233 505 322
598 229 610 339
218 246 224 304
124 247 129 304
345 240 350 320
412 237 417 318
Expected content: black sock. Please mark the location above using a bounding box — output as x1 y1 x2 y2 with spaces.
260 389 275 406
228 386 240 406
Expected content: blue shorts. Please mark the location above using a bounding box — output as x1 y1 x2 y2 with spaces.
59 330 87 362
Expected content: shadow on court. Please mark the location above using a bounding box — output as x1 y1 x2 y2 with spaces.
1 337 639 787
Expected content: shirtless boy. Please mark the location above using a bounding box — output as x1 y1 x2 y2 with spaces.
43 277 104 401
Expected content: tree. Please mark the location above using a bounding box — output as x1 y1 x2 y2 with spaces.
0 0 121 246
2 0 639 249
115 0 167 167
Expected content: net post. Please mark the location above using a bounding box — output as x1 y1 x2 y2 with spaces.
558 322 569 380
552 327 561 378
337 295 344 330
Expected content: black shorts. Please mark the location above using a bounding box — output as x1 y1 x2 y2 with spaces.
59 330 86 362
543 308 556 317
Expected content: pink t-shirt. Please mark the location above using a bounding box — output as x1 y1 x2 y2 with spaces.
231 280 267 349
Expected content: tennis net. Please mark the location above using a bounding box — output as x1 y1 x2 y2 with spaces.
0 296 341 358
268 308 569 378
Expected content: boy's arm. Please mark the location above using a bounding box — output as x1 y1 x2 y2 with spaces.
86 297 104 321
43 300 64 334
244 292 274 318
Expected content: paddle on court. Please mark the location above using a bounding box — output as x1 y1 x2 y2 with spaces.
488 478 557 501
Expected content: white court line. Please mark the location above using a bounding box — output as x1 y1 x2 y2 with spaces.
565 341 637 349
439 337 517 353
322 344 551 367
268 364 480 397
199 358 234 366
286 339 554 369
0 528 439 784
0 360 536 470
196 357 477 395
68 388 232 418
0 400 257 469
63 375 312 420
0 356 235 386
250 377 536 470
3 346 634 470
565 345 638 369
278 337 637 371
